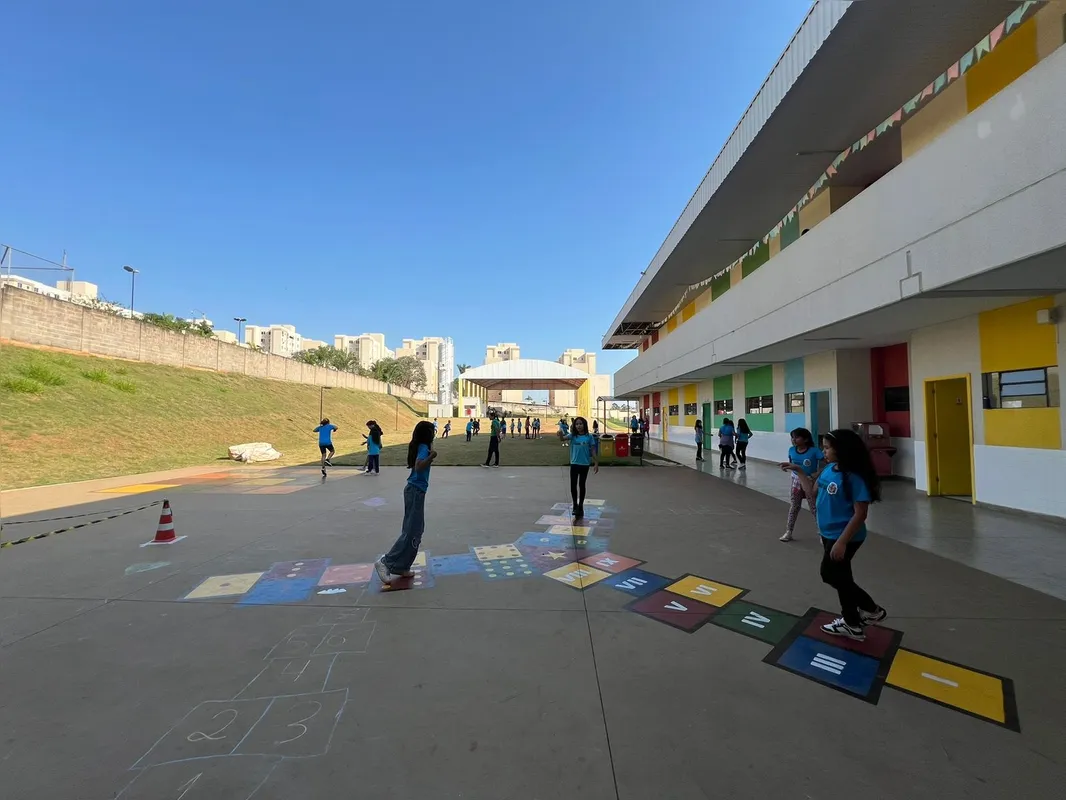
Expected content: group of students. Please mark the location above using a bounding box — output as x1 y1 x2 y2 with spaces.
693 417 753 468
311 418 384 474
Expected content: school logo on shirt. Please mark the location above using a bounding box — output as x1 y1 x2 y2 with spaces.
803 459 812 467
826 481 838 496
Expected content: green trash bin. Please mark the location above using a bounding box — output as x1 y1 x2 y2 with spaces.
599 436 615 459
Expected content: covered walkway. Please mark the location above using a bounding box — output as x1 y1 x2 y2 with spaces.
644 437 1066 602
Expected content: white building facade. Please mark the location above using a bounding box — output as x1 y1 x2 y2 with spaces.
246 324 303 357
334 333 393 368
395 336 456 403
605 0 1066 519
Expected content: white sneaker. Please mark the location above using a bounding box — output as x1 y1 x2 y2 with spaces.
821 617 865 641
480 464 490 468
779 531 794 542
373 559 392 586
860 607 887 626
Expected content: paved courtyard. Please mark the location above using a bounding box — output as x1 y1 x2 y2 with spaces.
1 464 1064 799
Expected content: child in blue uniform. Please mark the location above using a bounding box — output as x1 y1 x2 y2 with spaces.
375 421 437 585
558 416 599 520
778 427 822 542
363 420 383 474
784 428 886 641
313 418 338 467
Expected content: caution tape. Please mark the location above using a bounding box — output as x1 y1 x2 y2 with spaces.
0 500 162 549
3 502 163 526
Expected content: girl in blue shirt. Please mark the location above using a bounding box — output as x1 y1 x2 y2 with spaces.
362 420 383 475
735 419 753 469
375 420 437 586
778 427 822 542
559 416 599 520
784 428 886 641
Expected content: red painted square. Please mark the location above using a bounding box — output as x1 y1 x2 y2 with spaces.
627 590 717 633
803 610 901 659
579 552 643 574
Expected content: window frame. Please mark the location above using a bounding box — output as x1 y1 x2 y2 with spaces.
786 391 805 413
683 402 698 416
713 399 733 415
667 404 679 417
982 366 1058 409
745 394 774 415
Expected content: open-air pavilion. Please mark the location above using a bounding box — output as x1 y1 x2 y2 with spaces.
457 359 593 419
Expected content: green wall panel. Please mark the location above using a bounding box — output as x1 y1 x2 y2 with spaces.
743 365 773 397
780 214 800 250
741 241 769 277
745 413 775 432
713 375 733 401
711 272 731 300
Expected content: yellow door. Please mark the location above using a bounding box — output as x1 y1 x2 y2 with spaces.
927 377 973 497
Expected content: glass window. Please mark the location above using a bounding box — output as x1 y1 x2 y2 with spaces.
683 402 698 416
652 406 661 423
982 367 1058 409
714 399 733 415
746 395 774 414
883 386 910 413
668 404 679 416
786 392 805 412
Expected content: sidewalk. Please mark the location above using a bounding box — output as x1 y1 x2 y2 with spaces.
645 437 1066 602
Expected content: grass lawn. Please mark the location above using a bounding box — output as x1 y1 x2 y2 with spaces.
326 431 644 468
0 344 428 489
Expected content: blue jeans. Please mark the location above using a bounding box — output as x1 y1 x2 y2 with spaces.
383 484 426 573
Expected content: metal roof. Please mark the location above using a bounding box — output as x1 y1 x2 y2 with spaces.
604 0 1035 347
460 359 590 391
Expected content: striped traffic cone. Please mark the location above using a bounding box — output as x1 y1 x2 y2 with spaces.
142 500 186 546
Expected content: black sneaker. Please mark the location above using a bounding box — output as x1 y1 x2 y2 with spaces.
821 617 865 641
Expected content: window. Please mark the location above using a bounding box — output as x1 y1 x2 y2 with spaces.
652 406 661 423
786 392 805 413
683 402 698 416
746 395 774 414
668 404 679 416
883 386 910 413
982 367 1059 409
714 399 733 415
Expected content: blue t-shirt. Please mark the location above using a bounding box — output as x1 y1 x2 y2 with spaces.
568 434 596 466
718 424 735 446
366 434 382 456
314 424 337 445
737 430 752 443
408 443 432 491
466 421 473 433
559 421 569 436
788 446 823 476
816 466 872 542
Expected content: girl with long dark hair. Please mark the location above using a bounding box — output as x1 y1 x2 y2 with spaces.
784 428 887 641
374 420 437 585
735 419 753 469
558 416 599 520
778 427 821 542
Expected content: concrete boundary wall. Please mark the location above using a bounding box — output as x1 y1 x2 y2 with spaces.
0 286 428 400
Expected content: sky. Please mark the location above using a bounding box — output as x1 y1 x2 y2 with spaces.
2 0 811 380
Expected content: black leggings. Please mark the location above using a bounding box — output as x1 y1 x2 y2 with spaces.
719 445 734 468
485 436 500 466
570 464 590 507
820 537 878 627
735 441 748 464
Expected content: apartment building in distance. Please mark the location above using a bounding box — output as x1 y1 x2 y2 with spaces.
549 349 612 410
245 324 303 358
605 0 1066 519
334 333 393 369
300 338 328 351
396 336 456 404
484 342 523 403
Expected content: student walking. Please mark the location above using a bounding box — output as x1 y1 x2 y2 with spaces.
510 419 516 438
592 419 600 437
559 416 599 520
363 420 383 474
481 413 501 467
778 427 822 542
694 419 705 461
465 419 473 442
374 421 438 586
717 418 736 469
314 418 338 468
442 421 451 439
533 418 540 438
735 419 753 469
783 428 887 641
558 418 570 446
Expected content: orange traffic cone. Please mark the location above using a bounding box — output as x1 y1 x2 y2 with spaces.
141 499 187 546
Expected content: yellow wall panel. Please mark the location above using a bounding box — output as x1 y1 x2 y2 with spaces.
798 190 832 233
984 408 1061 449
668 388 679 406
681 301 696 322
966 17 1038 111
768 235 781 258
695 288 712 311
1035 0 1066 59
683 384 698 404
730 265 742 287
901 78 969 160
666 316 677 333
978 297 1058 372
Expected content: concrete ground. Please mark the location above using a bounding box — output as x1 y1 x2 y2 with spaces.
1 464 1064 799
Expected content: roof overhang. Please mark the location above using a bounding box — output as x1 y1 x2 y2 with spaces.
459 359 591 391
604 0 1039 348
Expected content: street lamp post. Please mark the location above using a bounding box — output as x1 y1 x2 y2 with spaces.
233 317 246 343
319 386 332 420
122 265 139 317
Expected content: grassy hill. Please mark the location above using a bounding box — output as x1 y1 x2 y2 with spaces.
0 343 428 489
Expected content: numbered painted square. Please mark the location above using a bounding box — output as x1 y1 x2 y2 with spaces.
767 635 885 702
604 568 672 598
626 590 717 633
802 610 902 660
133 697 274 766
711 601 799 645
118 755 279 800
886 648 1019 730
543 562 611 590
665 574 746 608
480 556 537 581
579 552 643 574
183 572 264 600
520 547 578 571
472 544 522 562
429 553 482 576
318 563 374 586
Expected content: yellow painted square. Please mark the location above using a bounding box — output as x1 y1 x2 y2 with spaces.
98 483 181 495
234 478 291 486
887 649 1009 725
543 563 611 589
583 500 605 507
183 572 264 600
413 551 427 568
548 525 591 536
473 544 522 562
665 575 745 608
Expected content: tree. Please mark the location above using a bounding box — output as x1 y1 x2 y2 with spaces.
294 345 364 373
457 363 471 374
372 356 426 390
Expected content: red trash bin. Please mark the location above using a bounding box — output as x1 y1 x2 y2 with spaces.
615 433 630 458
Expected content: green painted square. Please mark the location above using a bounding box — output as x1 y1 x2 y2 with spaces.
741 241 769 277
711 272 731 300
711 601 799 645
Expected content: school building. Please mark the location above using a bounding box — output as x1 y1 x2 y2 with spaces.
605 0 1066 519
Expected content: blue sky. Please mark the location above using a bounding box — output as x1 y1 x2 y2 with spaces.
3 0 810 378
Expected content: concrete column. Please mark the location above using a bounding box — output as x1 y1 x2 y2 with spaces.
834 348 874 428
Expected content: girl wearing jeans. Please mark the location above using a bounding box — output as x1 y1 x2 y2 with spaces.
784 428 887 641
363 420 383 474
717 418 736 469
694 419 705 461
559 417 599 520
778 427 822 542
375 421 437 585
